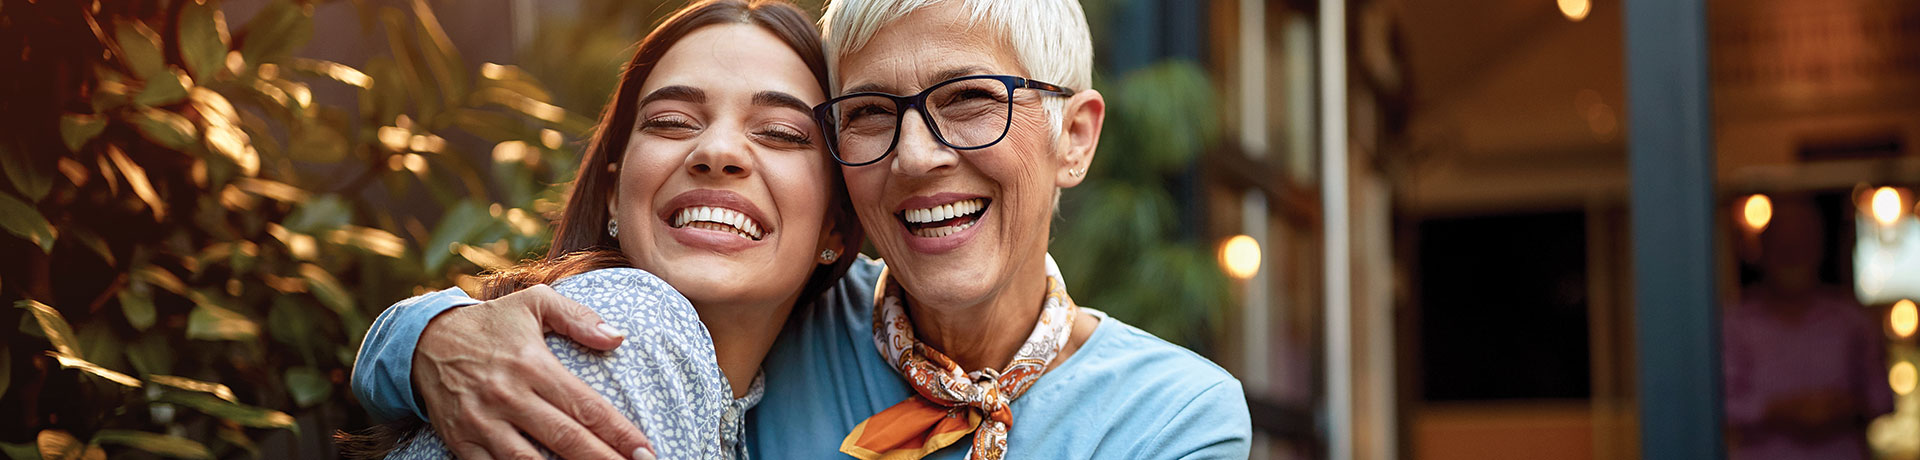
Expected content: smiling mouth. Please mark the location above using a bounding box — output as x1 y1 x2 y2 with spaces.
669 206 766 240
897 198 990 238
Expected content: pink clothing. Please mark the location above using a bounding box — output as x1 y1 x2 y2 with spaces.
1723 290 1895 460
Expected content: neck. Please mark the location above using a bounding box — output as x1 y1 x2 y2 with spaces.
902 260 1049 372
694 294 798 398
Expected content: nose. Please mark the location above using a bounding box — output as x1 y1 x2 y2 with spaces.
685 129 752 179
889 110 959 177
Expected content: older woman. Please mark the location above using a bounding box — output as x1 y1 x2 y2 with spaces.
351 0 1250 458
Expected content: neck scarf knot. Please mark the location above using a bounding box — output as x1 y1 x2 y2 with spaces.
839 268 1078 460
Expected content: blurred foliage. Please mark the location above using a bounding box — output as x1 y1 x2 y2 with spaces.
0 0 634 457
1053 0 1233 352
1052 59 1231 351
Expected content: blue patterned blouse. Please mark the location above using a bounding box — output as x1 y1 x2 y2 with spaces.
383 267 762 460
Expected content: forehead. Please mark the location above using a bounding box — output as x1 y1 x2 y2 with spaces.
642 24 824 103
835 3 1025 93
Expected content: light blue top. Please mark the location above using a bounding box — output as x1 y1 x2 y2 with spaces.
351 257 1251 459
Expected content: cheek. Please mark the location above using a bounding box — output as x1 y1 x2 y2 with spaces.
617 143 679 211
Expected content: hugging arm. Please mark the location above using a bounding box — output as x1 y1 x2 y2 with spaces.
351 286 654 460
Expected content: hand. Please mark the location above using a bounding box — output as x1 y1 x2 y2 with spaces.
412 284 655 460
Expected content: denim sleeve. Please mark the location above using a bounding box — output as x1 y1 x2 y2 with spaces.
350 287 481 422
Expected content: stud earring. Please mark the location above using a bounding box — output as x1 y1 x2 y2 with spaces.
1069 168 1084 178
608 218 619 238
820 249 838 263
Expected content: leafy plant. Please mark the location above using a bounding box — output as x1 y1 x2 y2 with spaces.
1052 60 1232 351
0 0 611 457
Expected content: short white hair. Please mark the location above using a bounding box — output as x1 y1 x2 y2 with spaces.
820 0 1093 132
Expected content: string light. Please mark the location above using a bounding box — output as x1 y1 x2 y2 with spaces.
1893 299 1917 338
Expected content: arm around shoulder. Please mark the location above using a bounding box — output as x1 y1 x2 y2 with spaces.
349 287 480 422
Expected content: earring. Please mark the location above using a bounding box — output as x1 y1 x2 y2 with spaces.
1069 168 1084 178
819 249 838 263
607 218 619 238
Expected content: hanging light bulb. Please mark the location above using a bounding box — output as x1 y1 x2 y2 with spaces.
1742 194 1772 232
1219 234 1262 280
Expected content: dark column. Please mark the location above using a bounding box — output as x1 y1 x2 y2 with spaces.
1624 0 1723 459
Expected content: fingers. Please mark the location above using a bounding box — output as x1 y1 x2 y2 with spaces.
517 284 625 351
444 416 538 460
506 389 632 460
529 350 653 460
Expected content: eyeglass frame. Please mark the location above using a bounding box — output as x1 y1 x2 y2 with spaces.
811 74 1077 167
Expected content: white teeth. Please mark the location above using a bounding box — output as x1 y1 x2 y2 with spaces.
911 220 976 238
902 198 985 224
670 206 765 240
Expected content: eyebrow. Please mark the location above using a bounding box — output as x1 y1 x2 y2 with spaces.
752 91 814 114
843 65 995 95
638 85 705 106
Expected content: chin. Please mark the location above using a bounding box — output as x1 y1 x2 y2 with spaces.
895 258 1001 309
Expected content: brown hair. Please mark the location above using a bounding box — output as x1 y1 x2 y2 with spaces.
338 0 858 457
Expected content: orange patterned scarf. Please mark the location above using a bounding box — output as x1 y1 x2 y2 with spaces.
839 267 1079 460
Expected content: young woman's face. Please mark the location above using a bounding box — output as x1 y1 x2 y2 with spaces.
610 24 834 310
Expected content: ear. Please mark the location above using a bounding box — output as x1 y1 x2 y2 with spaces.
1054 89 1105 188
815 212 849 265
604 161 623 219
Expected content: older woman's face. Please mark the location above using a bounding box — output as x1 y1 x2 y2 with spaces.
836 3 1067 308
611 24 834 309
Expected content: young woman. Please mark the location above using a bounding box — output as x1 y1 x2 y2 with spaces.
343 0 860 458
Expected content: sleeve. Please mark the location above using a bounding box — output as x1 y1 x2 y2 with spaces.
350 287 481 422
1139 378 1253 460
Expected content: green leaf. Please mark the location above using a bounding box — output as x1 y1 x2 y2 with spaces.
177 0 231 82
0 193 55 253
0 342 10 398
423 200 493 272
132 68 191 107
130 107 198 150
147 375 237 402
281 194 350 233
298 264 353 314
0 144 52 202
0 440 38 460
15 300 78 357
186 303 259 341
114 21 166 79
284 366 330 408
286 120 347 163
238 0 313 65
124 333 172 376
153 391 296 432
118 285 156 331
91 430 210 460
58 114 106 152
46 352 142 388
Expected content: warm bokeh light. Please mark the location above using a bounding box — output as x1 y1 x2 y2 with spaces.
1894 299 1918 338
1872 186 1903 226
1220 234 1262 280
1557 0 1591 21
1892 361 1917 396
1742 194 1772 232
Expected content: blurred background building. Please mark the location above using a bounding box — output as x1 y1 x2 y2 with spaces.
1 0 1916 458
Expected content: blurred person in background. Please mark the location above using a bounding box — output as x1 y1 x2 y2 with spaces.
1723 194 1894 460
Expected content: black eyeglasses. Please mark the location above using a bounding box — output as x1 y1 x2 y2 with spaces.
812 74 1076 167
